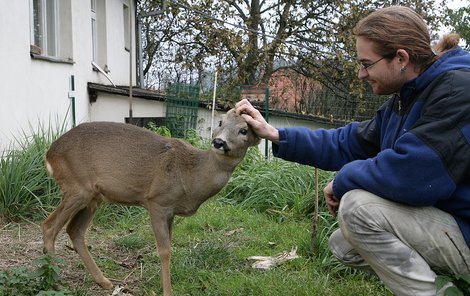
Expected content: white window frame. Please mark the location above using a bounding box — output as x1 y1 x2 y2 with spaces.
123 2 130 51
30 0 58 57
91 0 98 62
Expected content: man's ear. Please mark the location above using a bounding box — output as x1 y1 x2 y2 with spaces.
396 49 410 65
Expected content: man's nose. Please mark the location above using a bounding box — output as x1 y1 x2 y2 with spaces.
358 68 368 80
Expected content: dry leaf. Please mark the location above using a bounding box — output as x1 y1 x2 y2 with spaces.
247 247 299 270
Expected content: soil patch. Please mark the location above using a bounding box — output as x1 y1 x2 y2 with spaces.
0 222 141 295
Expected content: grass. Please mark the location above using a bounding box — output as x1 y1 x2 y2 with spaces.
218 148 335 220
0 121 65 222
63 201 390 296
0 121 392 295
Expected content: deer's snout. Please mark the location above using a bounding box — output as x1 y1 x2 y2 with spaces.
212 138 231 153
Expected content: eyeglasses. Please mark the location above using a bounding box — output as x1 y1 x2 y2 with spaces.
358 56 388 70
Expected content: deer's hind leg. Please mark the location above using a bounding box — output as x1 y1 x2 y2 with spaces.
41 187 94 254
66 198 112 289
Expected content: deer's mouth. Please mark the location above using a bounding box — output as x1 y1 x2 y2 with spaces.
212 138 231 153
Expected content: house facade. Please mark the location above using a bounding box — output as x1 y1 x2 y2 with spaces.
1 0 143 151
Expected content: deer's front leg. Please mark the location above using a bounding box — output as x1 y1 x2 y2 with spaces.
148 208 175 296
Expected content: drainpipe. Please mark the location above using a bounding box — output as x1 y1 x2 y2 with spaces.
265 87 269 159
69 75 76 127
129 3 133 122
92 62 116 86
210 70 218 139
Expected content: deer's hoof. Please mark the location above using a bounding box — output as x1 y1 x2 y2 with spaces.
99 279 113 290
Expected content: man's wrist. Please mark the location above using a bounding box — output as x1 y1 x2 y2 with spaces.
268 127 280 144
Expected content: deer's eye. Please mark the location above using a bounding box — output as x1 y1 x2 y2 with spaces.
239 128 248 135
218 121 222 127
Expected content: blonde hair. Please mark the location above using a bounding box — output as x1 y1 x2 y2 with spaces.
353 6 459 70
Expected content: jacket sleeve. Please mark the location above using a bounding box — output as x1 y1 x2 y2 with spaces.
334 70 470 205
273 122 374 170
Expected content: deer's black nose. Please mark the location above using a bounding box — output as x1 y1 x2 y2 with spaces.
212 138 230 152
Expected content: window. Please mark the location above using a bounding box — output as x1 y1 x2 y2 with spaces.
30 0 73 62
91 0 107 68
31 0 56 56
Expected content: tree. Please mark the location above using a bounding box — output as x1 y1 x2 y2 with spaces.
138 0 449 107
445 5 470 50
139 0 344 90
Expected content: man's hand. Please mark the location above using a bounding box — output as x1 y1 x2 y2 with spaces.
235 99 280 144
324 180 339 217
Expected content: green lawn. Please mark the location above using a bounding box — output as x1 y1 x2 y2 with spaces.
66 200 391 296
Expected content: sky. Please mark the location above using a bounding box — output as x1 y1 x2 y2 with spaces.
448 0 469 9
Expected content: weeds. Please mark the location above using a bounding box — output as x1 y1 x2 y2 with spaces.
0 254 70 295
0 121 65 221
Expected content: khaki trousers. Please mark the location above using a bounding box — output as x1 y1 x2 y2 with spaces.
329 189 470 296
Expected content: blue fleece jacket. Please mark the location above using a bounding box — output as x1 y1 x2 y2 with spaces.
273 47 470 247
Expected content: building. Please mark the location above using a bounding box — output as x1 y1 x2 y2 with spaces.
1 0 166 151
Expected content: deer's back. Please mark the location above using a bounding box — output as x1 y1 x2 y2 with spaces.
46 122 202 188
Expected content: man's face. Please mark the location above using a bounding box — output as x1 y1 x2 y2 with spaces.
356 37 403 95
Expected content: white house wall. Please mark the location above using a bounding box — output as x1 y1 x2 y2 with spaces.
0 0 136 151
90 95 166 122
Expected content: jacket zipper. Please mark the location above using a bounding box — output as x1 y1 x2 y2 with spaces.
392 97 404 149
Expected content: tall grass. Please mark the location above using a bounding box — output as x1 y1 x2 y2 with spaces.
0 121 66 222
218 148 336 220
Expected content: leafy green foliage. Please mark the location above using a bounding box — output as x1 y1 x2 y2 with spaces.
147 121 172 138
0 122 64 222
445 6 470 50
147 120 207 149
184 128 207 148
0 255 70 295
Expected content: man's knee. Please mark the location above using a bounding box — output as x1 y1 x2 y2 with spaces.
336 189 383 243
328 228 370 270
337 189 380 223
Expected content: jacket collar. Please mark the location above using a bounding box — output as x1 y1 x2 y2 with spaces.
399 47 470 101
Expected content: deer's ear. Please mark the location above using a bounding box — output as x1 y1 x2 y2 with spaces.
250 130 261 146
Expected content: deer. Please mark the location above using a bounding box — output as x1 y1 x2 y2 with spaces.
41 109 260 296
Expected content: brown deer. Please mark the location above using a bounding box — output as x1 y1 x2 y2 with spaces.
41 109 259 296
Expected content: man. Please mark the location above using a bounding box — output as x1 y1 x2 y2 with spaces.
235 6 470 296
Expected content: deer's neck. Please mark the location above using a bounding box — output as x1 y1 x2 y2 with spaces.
173 149 242 214
193 149 241 186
